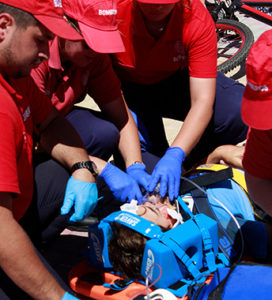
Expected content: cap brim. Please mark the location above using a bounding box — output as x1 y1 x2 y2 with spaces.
35 15 82 41
242 85 272 130
136 0 179 3
79 22 125 53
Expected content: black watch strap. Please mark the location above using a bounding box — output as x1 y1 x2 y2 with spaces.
71 161 98 177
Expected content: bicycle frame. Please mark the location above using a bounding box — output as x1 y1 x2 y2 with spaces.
233 0 272 26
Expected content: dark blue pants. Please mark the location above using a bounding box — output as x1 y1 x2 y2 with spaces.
121 70 248 170
66 107 120 161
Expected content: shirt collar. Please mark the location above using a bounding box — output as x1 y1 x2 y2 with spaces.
48 37 63 71
133 4 182 41
0 73 23 100
0 74 16 95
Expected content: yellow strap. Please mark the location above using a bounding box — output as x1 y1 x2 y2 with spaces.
196 164 263 220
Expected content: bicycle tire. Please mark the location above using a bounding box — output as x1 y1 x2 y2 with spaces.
216 19 254 73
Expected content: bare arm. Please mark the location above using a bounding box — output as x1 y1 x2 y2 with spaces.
0 192 65 300
39 107 95 182
99 95 143 167
171 77 215 155
245 172 272 216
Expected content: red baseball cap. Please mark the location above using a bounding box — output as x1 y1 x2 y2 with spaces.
0 0 82 40
241 29 272 130
136 0 179 4
62 0 125 53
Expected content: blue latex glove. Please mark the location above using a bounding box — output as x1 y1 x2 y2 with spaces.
61 176 98 222
61 292 79 300
99 163 142 202
126 163 151 191
149 147 185 201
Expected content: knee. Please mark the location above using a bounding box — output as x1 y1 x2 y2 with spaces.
93 121 120 148
85 121 120 160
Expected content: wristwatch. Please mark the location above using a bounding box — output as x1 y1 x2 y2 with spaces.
71 161 98 177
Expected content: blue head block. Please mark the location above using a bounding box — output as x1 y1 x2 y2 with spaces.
88 211 163 270
141 214 218 288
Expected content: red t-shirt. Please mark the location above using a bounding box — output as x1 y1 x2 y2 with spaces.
0 74 52 220
243 128 272 178
31 38 122 116
112 0 217 84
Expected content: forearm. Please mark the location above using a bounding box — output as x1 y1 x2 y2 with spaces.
171 77 215 155
118 109 142 168
40 110 89 168
245 172 272 216
39 109 95 182
99 96 143 168
171 102 213 155
0 194 65 300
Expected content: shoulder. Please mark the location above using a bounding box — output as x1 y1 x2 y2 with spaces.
181 0 216 49
182 0 215 35
183 0 213 22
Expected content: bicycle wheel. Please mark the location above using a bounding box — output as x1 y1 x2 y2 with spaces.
216 19 254 73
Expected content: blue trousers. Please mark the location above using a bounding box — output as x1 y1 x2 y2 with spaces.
121 70 248 169
66 107 120 161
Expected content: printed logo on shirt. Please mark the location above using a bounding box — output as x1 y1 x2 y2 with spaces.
248 81 269 92
22 106 31 122
174 40 184 54
53 0 62 7
98 9 117 16
173 40 186 62
173 55 185 62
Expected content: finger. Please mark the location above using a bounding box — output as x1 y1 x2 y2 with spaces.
88 202 96 216
70 201 86 222
69 213 80 223
139 174 152 191
120 190 128 203
174 175 180 200
149 172 161 192
134 185 143 201
168 174 175 201
159 174 168 198
61 195 74 215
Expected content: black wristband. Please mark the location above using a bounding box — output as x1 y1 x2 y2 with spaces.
71 161 98 177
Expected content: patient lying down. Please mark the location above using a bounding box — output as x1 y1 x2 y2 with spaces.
108 188 269 280
109 193 176 279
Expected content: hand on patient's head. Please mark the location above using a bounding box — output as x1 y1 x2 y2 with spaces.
120 190 183 231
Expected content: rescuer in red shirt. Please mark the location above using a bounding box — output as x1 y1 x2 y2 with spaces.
112 0 248 200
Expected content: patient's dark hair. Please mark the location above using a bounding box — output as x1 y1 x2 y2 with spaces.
0 3 38 28
108 222 148 279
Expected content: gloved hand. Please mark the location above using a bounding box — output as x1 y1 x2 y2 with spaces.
61 176 98 222
99 163 142 202
126 163 151 191
61 292 79 300
149 147 185 201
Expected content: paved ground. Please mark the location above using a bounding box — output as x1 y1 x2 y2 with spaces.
46 13 272 299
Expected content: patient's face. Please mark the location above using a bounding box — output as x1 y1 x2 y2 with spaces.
136 196 176 231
